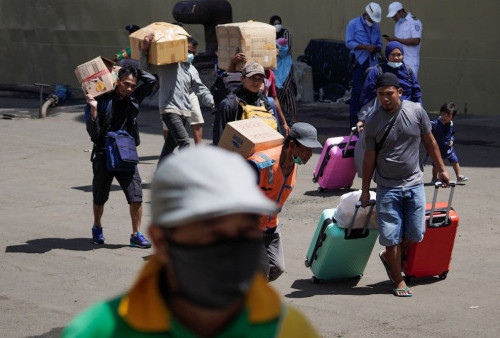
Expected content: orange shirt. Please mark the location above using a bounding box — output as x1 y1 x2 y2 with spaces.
248 146 297 231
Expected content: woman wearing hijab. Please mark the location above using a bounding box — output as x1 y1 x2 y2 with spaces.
359 41 422 115
275 38 298 123
270 15 292 54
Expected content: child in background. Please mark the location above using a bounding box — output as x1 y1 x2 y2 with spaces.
431 102 468 183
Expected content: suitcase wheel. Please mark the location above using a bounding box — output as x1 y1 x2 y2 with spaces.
311 276 320 284
304 259 310 268
439 271 448 280
318 187 327 193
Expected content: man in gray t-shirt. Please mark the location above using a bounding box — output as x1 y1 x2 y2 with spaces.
360 73 449 297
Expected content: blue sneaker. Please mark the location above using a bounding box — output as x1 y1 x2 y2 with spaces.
92 225 105 244
130 232 151 248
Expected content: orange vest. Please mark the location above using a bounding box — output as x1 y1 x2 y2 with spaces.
248 146 297 231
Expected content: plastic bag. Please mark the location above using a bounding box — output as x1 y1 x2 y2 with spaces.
334 190 378 229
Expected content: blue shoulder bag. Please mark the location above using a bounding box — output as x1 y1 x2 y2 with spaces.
105 130 139 172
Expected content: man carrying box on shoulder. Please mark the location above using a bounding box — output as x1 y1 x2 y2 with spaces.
85 65 156 248
248 123 322 281
139 33 214 162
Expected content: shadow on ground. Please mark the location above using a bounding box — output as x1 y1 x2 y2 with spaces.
5 238 128 253
25 327 65 338
285 278 391 298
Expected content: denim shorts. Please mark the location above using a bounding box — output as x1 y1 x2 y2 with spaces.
376 184 426 247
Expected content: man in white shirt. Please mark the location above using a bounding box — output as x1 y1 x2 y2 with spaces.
385 2 422 78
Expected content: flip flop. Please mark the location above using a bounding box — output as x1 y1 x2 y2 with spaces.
379 250 394 284
393 286 413 297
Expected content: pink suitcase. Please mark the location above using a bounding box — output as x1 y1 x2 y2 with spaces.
313 128 358 191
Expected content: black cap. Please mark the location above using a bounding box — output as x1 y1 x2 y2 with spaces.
125 25 140 33
376 72 400 88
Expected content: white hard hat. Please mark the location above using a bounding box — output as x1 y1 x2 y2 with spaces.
365 2 382 23
387 2 404 18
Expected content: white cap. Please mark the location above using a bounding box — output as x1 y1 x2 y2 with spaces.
387 2 404 18
365 2 382 23
151 147 277 228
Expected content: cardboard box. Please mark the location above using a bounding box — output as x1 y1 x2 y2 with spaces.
218 119 284 158
129 22 189 65
216 21 277 71
74 57 118 97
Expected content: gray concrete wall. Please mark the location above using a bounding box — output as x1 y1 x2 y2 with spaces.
1 0 499 115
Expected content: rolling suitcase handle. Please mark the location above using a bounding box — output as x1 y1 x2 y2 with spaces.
342 127 357 158
346 199 376 238
428 181 456 227
305 217 333 267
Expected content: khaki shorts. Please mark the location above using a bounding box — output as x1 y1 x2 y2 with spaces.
162 92 203 131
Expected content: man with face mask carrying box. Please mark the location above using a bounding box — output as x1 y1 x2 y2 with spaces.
63 147 319 337
248 123 322 282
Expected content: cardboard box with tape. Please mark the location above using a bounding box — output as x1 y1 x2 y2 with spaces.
218 119 284 158
216 21 276 71
74 57 118 97
129 22 190 65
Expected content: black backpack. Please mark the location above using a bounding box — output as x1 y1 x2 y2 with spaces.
210 72 243 108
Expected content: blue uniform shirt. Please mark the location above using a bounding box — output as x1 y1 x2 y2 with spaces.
431 117 455 156
345 15 383 66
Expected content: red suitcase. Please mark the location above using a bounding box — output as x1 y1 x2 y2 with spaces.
403 181 458 282
313 127 357 191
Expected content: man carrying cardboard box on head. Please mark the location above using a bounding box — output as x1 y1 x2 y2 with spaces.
138 27 214 162
248 122 322 281
213 62 277 145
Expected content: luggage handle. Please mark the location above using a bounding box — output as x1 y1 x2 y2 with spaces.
305 217 333 267
346 199 376 238
342 127 357 157
429 181 456 227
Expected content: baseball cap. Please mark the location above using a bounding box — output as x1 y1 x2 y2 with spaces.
151 147 277 228
387 2 404 18
365 2 382 23
241 62 265 78
289 122 322 148
376 72 400 88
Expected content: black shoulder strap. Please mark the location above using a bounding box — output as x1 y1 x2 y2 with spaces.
375 104 402 153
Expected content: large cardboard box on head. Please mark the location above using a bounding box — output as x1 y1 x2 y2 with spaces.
74 57 118 97
218 119 284 159
129 22 189 65
216 21 276 71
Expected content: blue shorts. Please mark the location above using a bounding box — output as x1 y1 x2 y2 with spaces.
376 184 426 247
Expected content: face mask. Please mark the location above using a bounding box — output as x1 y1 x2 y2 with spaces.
187 53 195 64
292 153 304 165
275 24 283 33
365 20 374 27
387 61 403 69
167 237 261 309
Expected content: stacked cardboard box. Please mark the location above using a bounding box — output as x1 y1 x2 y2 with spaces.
74 57 118 97
216 21 276 71
129 22 190 65
218 119 284 158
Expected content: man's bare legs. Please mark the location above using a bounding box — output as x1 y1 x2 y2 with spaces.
381 238 414 296
93 204 104 227
192 124 203 145
130 202 142 235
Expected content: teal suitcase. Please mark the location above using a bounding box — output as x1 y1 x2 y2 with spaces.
305 202 378 283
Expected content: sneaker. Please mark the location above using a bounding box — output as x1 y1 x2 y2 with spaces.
457 175 469 182
92 225 105 244
130 232 151 248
